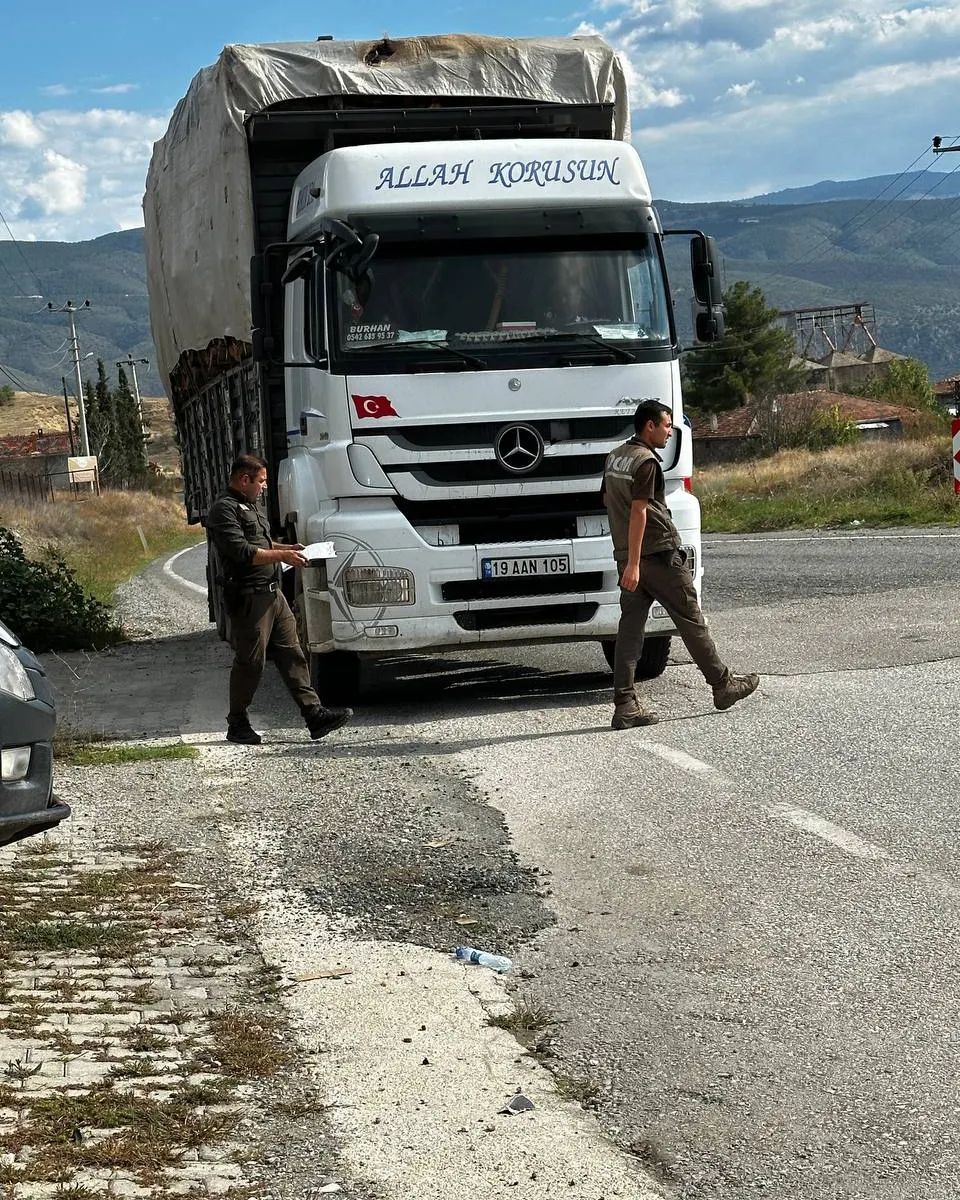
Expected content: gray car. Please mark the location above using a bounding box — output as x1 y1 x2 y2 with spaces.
0 618 70 847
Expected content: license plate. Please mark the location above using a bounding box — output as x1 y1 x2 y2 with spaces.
481 555 571 580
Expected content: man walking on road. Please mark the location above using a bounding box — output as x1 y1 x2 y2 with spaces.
206 453 352 746
603 402 759 730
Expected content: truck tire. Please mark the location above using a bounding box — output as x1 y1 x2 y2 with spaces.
312 650 364 706
600 636 671 681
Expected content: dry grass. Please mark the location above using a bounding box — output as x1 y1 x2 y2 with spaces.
488 997 556 1049
200 1009 295 1078
698 436 960 531
0 391 178 470
0 488 203 601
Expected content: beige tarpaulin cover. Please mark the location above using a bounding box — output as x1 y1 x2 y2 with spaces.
143 34 628 392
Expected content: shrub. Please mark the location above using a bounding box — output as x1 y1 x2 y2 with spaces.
804 405 859 451
0 525 122 651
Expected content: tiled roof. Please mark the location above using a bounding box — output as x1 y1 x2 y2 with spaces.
693 391 913 439
0 432 72 458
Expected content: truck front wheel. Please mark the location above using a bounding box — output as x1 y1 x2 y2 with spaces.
600 636 671 681
312 650 364 706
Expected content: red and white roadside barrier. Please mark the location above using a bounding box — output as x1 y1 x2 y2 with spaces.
954 418 960 495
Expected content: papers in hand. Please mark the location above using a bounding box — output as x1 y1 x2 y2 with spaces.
302 541 336 562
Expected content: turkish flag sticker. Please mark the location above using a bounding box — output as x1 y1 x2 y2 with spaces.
351 394 398 419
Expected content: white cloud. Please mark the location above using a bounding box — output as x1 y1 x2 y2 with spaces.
91 83 139 95
581 0 960 198
0 107 168 240
0 111 44 149
40 84 74 98
22 150 86 215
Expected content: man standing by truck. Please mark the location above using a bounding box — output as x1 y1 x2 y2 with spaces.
603 403 760 729
206 454 353 745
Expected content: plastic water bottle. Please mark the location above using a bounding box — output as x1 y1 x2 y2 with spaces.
454 945 512 973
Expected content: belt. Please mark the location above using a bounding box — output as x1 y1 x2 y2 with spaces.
235 581 279 595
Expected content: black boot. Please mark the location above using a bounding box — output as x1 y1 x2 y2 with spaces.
305 705 353 740
226 715 262 745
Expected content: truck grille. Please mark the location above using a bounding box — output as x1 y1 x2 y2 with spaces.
454 603 599 631
396 494 605 546
441 572 605 603
356 415 631 452
404 455 605 487
358 415 630 503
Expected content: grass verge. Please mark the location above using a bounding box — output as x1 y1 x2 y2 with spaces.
0 489 203 603
0 838 288 1193
698 436 960 532
53 736 199 767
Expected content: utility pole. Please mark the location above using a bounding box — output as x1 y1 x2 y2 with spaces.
933 135 960 154
47 300 91 457
116 354 149 437
61 376 76 455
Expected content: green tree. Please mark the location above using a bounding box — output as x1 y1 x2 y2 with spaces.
868 357 935 410
0 384 14 408
85 359 121 484
114 365 148 488
683 281 807 414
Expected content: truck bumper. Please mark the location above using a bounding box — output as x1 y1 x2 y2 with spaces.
304 502 701 656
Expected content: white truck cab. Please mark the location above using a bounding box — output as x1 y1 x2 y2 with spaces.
274 138 710 697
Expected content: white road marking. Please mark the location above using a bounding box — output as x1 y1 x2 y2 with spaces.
704 532 960 546
163 545 207 596
769 804 889 859
643 742 728 781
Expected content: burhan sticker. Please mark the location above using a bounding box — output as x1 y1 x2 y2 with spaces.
346 323 394 345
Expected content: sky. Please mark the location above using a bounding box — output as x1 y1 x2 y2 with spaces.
0 0 959 243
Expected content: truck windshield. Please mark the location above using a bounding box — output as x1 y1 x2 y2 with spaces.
331 235 672 362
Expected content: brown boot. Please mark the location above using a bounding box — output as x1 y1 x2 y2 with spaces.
713 673 760 711
611 705 660 730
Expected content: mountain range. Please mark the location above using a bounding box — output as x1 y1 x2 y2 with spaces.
1 174 959 395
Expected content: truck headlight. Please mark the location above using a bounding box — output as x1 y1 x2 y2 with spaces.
0 645 34 701
343 567 415 607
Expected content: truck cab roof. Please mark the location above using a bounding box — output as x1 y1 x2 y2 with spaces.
288 138 652 238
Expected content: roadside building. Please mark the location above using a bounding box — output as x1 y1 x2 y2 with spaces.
692 391 913 466
0 432 74 500
934 374 960 416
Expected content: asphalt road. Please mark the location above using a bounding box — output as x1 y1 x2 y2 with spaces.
132 529 960 1196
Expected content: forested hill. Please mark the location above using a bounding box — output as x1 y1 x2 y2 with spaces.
2 185 959 391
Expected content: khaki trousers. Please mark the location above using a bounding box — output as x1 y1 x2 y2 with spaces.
613 548 728 710
226 590 320 723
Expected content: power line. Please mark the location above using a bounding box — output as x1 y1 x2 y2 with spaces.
0 249 32 300
861 154 960 246
0 361 37 394
789 142 955 268
0 204 43 297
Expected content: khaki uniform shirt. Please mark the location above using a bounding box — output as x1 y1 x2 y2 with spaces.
603 437 681 564
206 488 279 589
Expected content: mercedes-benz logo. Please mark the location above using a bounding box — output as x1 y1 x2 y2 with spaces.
494 423 544 475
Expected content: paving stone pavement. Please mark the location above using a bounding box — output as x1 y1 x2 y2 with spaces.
0 827 273 1200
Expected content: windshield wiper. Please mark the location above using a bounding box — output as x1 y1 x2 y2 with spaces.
350 338 485 370
532 332 639 363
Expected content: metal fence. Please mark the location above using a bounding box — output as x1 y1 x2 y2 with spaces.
0 466 100 503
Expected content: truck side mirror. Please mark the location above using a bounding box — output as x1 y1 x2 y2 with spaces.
251 239 325 368
690 235 724 343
